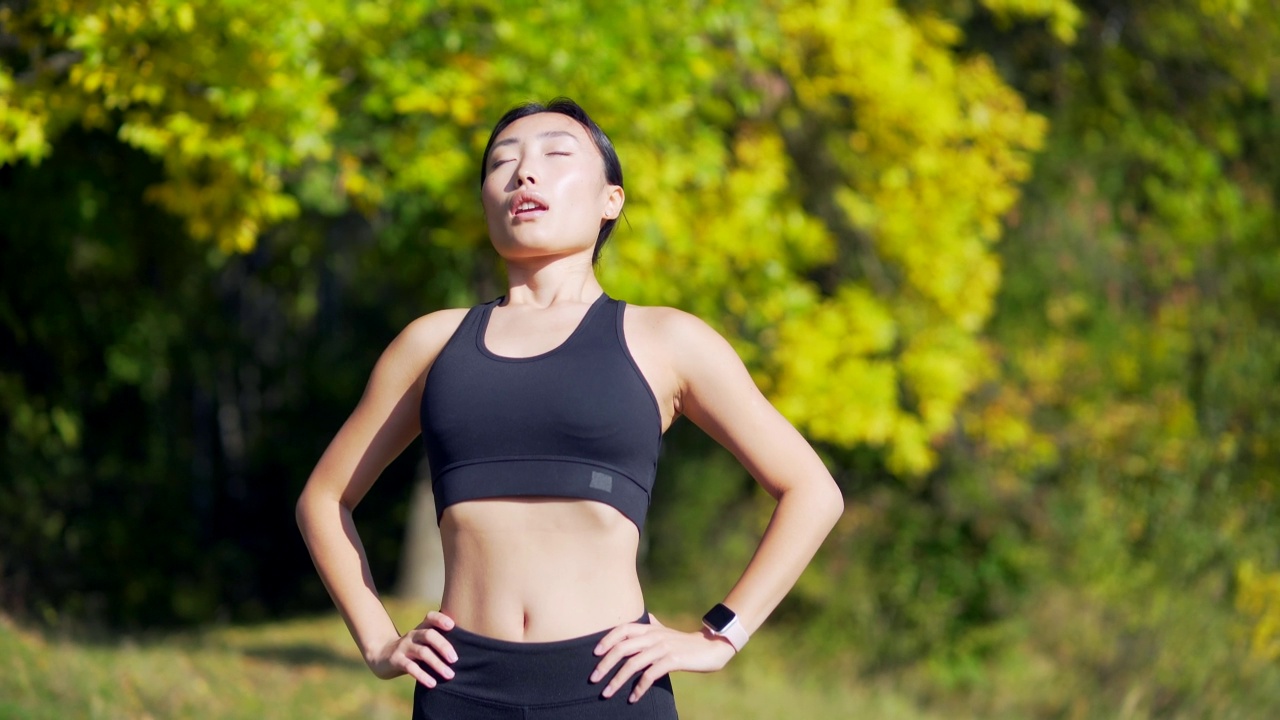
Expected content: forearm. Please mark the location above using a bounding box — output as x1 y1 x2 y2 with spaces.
720 480 844 636
296 490 401 666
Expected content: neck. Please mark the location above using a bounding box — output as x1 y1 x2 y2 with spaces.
503 254 603 307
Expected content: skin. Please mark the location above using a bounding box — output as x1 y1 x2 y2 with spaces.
296 111 844 704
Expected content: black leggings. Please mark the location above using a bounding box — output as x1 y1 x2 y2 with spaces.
411 614 679 720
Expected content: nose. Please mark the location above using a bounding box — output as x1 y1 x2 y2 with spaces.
514 155 538 186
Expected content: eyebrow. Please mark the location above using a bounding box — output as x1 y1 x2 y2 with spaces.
489 130 583 151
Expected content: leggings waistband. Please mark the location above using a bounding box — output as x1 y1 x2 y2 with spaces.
421 613 650 707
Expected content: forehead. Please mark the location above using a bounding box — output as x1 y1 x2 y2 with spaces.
491 112 591 147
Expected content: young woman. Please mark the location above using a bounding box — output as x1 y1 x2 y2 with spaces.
297 98 844 719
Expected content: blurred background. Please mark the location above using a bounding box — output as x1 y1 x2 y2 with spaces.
3 0 1280 717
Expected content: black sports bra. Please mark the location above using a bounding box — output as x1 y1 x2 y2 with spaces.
419 293 663 531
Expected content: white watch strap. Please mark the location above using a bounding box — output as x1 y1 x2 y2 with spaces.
715 616 750 652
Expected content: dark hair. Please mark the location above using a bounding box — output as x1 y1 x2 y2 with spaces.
481 98 624 264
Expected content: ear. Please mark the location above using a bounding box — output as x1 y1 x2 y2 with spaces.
602 185 625 220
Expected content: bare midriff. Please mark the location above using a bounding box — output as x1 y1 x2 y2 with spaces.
437 497 646 642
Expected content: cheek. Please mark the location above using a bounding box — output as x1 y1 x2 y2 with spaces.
481 184 506 217
560 173 608 211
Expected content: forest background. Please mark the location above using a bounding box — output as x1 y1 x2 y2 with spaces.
3 0 1280 717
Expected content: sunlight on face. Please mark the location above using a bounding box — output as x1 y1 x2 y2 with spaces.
481 113 622 263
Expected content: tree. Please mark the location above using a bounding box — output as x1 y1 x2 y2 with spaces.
2 0 1045 625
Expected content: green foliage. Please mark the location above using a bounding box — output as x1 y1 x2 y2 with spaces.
2 1 337 250
1239 562 1280 663
2 0 1047 632
4 0 1046 477
980 0 1081 42
917 0 1280 714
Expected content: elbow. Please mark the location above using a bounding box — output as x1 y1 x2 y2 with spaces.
295 484 327 536
295 483 353 537
783 475 844 528
823 480 845 527
801 473 843 530
295 490 312 534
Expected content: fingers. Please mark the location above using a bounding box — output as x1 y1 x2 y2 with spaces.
401 611 458 688
592 621 637 658
414 610 457 668
628 663 670 703
408 631 457 680
421 609 456 631
592 621 724 704
422 627 459 663
417 627 458 667
602 647 662 700
594 629 672 702
402 658 441 688
591 624 650 683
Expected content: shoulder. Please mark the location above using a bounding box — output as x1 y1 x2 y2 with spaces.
400 307 471 346
374 307 472 381
622 303 720 342
621 304 742 373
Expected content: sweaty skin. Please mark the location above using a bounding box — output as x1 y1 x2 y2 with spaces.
296 110 843 703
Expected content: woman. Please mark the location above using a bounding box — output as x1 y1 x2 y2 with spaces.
297 98 844 719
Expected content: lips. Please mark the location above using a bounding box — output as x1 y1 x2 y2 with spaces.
509 191 549 216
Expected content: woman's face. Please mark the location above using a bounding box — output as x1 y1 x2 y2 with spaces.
481 112 623 263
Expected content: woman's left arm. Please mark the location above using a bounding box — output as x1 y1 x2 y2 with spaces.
592 309 844 702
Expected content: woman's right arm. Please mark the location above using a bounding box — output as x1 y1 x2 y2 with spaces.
295 309 467 686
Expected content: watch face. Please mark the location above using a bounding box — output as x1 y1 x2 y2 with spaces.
703 603 736 632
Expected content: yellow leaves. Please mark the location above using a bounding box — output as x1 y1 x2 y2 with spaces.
1236 561 1280 662
49 406 81 448
5 0 339 253
228 218 260 253
980 0 1083 43
0 76 53 164
174 3 195 32
1198 0 1253 29
1012 287 1206 477
7 0 1051 480
393 88 449 116
353 0 393 27
887 418 934 477
391 67 488 126
779 1 1043 311
336 152 388 214
901 327 986 435
771 307 990 477
116 120 170 154
564 0 1048 477
1045 292 1090 328
772 287 901 458
757 0 1047 473
603 123 832 325
962 380 1058 477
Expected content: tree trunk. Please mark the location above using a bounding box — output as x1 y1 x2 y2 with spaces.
395 459 445 604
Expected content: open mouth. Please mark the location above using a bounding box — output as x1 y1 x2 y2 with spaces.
510 192 550 216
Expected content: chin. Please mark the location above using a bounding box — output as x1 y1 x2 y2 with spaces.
493 232 596 260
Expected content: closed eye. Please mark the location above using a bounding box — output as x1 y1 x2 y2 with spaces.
489 158 513 169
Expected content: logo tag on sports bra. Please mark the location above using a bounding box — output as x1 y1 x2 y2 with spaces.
590 471 613 493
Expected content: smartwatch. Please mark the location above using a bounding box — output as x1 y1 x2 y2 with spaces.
701 603 750 652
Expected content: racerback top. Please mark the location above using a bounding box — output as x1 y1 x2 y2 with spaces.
419 293 663 531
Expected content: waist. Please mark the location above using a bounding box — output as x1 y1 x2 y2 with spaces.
415 612 661 707
439 499 645 641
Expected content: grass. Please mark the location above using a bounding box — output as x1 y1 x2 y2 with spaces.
0 600 946 720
